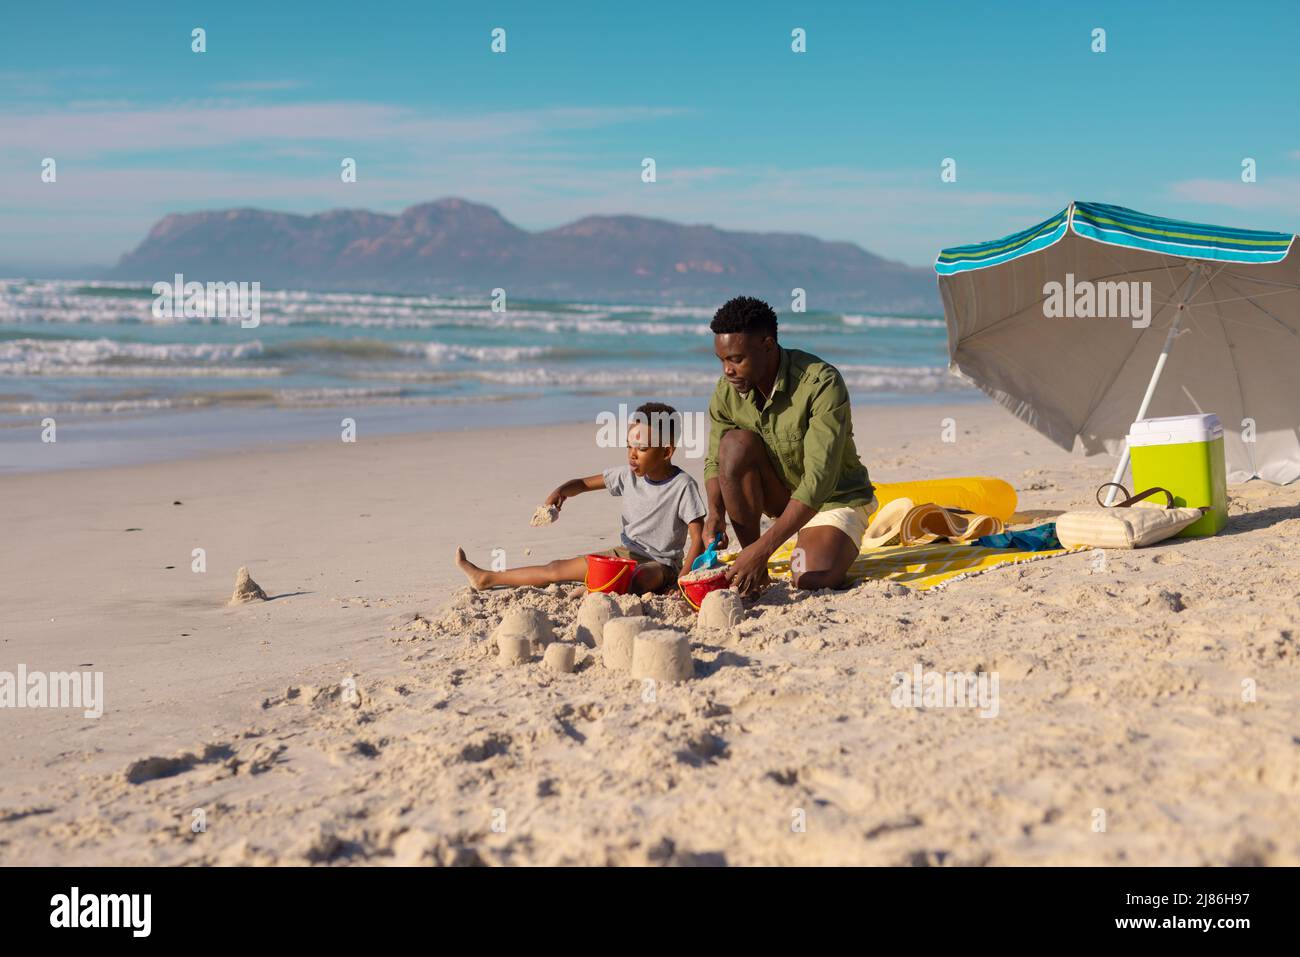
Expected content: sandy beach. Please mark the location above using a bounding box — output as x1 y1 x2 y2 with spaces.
1 397 1296 866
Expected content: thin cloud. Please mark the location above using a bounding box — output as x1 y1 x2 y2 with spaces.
0 100 689 157
212 80 309 93
1169 177 1300 215
0 97 1039 267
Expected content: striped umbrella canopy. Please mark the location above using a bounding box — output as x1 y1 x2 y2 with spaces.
935 201 1300 485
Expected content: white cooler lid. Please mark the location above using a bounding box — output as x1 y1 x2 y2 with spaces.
1128 413 1223 447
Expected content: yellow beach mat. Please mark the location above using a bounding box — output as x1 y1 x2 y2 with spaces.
871 476 1017 522
725 535 1084 591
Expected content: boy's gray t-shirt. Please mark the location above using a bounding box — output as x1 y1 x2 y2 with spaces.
602 465 706 567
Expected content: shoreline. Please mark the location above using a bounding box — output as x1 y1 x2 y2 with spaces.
0 390 984 475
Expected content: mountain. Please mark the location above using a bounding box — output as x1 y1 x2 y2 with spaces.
108 198 940 311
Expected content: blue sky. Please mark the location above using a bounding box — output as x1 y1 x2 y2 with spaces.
1 0 1296 272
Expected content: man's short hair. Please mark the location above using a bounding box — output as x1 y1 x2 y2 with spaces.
710 296 778 338
632 401 680 447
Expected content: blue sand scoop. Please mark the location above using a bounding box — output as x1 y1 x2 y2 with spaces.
691 533 724 572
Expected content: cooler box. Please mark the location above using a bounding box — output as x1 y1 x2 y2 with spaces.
1127 413 1227 537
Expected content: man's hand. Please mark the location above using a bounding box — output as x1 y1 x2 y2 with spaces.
703 511 729 550
544 488 567 511
726 540 771 596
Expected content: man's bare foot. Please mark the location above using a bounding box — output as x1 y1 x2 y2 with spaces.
455 546 493 590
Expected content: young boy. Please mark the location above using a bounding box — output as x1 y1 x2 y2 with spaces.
455 402 707 595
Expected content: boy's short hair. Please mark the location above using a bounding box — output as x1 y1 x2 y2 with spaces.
631 401 680 448
710 295 778 339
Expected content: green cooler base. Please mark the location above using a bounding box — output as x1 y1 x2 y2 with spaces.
1130 435 1228 537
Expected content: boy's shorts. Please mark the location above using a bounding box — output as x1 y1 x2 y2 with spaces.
799 497 879 549
597 546 680 589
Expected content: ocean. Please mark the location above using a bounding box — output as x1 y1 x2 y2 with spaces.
0 279 973 470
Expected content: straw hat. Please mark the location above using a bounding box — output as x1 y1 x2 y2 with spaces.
860 497 916 548
899 502 1003 545
860 498 1004 549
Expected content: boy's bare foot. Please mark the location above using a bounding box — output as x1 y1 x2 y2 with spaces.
455 546 492 590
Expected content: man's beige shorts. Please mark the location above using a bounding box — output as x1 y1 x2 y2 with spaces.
801 498 879 549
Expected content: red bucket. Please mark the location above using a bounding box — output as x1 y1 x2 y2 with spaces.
584 553 638 594
678 568 730 611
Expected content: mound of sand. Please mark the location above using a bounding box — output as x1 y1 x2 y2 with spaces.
542 642 577 674
697 589 744 632
496 633 534 666
229 567 267 605
630 628 695 683
574 592 622 647
602 616 655 670
492 607 556 656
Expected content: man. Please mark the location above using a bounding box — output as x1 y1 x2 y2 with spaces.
703 296 876 594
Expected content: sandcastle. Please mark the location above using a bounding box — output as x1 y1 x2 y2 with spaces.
630 628 695 683
601 616 654 671
574 592 622 647
697 589 744 632
496 634 533 666
492 607 556 664
529 504 559 527
542 642 577 674
229 566 268 605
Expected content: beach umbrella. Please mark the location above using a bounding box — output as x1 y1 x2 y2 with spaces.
935 201 1300 495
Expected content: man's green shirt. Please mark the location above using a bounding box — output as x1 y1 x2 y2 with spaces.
703 347 874 512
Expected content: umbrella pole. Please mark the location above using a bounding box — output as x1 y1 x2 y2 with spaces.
1102 267 1201 505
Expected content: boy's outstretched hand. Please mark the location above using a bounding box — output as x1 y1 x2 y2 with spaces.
544 474 606 516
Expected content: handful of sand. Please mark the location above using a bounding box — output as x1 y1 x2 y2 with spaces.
529 504 559 527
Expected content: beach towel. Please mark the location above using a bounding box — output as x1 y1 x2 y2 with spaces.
724 535 1084 591
976 522 1061 551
